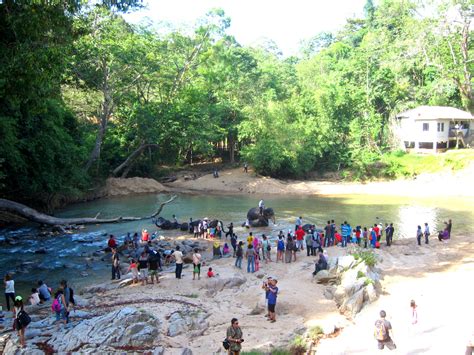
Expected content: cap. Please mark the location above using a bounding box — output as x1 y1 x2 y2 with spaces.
15 296 22 301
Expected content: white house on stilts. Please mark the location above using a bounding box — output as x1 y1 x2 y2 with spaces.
393 106 474 153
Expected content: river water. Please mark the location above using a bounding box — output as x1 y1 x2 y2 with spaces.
1 193 473 299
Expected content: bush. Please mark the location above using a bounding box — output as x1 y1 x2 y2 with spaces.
307 325 324 342
289 336 307 355
350 248 377 267
357 270 366 279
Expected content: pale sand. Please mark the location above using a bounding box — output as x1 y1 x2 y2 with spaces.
88 233 473 354
167 163 474 198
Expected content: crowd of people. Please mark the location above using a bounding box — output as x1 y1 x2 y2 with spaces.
3 208 456 352
2 275 75 348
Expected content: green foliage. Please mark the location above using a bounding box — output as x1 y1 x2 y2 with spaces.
1 0 472 207
289 335 307 355
351 248 377 267
307 325 324 341
357 270 366 279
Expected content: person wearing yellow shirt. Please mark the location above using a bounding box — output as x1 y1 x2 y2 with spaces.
247 232 254 247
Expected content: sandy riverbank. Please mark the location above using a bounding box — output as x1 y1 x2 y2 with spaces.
166 164 474 198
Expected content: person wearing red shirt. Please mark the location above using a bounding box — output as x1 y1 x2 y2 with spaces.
295 226 305 251
334 231 342 245
108 235 117 249
373 224 380 242
141 229 150 243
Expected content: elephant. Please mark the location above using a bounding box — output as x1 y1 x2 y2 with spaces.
245 207 275 227
154 217 179 230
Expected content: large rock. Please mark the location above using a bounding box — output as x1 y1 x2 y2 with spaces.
363 283 378 303
340 288 364 318
340 269 365 298
49 307 160 352
167 310 209 337
203 276 246 296
337 255 355 270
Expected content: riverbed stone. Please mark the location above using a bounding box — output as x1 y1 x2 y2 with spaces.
49 307 160 352
340 288 364 318
337 255 355 270
167 310 209 337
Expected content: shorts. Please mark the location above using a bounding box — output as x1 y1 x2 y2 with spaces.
140 269 148 279
193 263 201 273
149 269 158 276
268 303 276 313
377 338 396 350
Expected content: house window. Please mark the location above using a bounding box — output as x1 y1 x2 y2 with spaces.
422 123 429 131
437 122 444 132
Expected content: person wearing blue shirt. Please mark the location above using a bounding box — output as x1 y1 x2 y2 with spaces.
267 279 279 323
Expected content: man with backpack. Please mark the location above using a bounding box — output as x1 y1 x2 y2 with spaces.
374 310 396 350
226 318 243 354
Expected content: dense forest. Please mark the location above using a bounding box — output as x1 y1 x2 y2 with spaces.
0 0 472 207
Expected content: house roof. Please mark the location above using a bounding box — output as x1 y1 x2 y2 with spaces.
396 106 474 121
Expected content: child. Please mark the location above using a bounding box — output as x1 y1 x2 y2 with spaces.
28 288 40 306
13 296 29 348
209 227 215 239
127 259 139 284
223 243 230 256
255 252 260 272
207 267 214 278
351 229 358 244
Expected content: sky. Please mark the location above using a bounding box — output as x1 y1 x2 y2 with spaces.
124 0 368 56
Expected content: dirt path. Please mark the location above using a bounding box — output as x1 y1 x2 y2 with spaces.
316 235 474 354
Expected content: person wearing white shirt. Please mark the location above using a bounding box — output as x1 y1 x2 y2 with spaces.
258 200 265 215
172 246 184 279
4 274 15 311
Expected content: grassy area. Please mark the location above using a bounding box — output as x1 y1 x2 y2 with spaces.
381 149 474 177
346 148 474 180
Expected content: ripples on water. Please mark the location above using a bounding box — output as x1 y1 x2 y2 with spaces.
1 193 473 297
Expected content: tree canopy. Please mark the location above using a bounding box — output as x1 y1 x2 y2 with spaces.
0 0 472 207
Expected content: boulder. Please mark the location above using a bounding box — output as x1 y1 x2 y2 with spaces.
340 269 365 298
363 283 378 303
337 255 355 270
167 310 209 337
323 286 336 300
203 276 246 296
49 307 160 352
340 288 364 318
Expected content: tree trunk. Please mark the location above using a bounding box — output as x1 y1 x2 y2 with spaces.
228 132 235 163
112 142 159 177
460 15 473 113
0 195 177 226
85 61 113 172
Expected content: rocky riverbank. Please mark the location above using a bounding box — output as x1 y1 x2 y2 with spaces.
1 233 472 354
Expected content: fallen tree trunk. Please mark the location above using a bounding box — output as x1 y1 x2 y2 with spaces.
0 195 177 226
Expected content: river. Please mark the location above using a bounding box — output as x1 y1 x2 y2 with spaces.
1 193 473 299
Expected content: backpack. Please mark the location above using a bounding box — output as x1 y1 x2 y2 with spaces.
52 296 61 312
222 338 230 350
374 319 388 341
17 310 31 327
278 240 284 250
